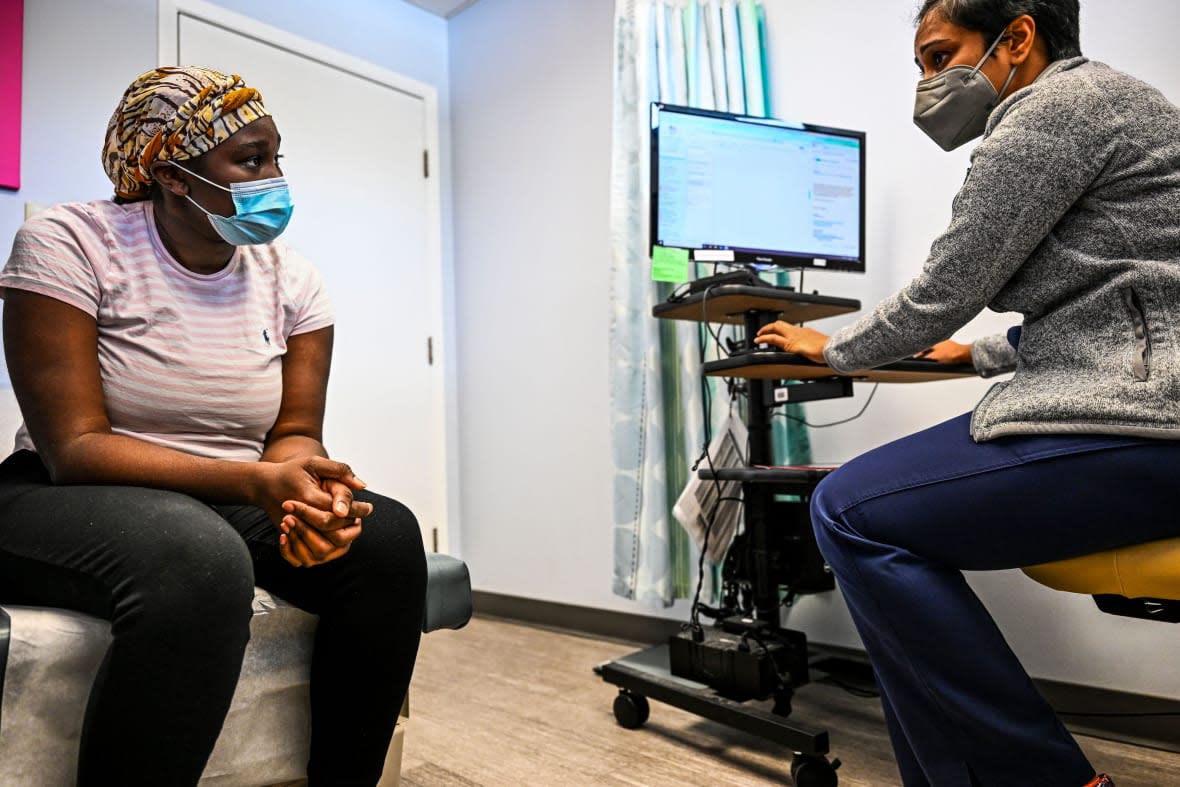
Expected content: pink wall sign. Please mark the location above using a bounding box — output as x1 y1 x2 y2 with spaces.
0 0 22 191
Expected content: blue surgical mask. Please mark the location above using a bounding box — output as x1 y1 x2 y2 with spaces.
170 161 294 246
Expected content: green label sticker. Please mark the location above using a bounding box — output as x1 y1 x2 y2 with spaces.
651 245 690 283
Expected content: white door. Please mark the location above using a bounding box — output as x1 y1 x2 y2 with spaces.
161 4 448 550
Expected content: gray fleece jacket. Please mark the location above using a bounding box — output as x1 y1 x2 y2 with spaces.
823 57 1180 441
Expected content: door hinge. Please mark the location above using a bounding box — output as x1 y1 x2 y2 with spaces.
431 527 439 553
423 149 429 178
427 336 434 365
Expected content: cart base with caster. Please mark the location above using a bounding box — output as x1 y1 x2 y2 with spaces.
594 643 841 786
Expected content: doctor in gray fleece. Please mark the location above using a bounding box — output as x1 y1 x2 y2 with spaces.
756 2 1178 786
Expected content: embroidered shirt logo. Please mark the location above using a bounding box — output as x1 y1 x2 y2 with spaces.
262 328 271 346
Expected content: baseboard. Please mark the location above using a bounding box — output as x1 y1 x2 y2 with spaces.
472 590 683 645
472 590 1180 753
1035 678 1180 754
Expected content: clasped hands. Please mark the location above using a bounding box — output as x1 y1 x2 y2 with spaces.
255 456 372 568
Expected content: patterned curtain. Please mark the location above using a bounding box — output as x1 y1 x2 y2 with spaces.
610 0 811 607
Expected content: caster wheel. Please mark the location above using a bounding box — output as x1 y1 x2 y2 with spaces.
791 754 840 787
612 690 650 729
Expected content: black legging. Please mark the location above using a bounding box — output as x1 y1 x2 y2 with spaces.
0 450 426 786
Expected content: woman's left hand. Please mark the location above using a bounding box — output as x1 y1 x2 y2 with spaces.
914 339 973 365
277 500 366 568
277 478 373 568
754 321 830 364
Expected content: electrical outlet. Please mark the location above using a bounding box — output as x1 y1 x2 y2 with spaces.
23 202 47 220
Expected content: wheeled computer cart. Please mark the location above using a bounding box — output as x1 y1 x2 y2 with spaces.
596 284 976 786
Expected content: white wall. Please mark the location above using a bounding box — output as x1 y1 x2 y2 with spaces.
0 0 158 438
450 0 1180 698
449 0 696 617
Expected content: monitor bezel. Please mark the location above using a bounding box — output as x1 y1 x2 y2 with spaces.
650 102 867 274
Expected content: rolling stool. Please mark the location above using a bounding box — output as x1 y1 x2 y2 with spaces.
1023 536 1180 621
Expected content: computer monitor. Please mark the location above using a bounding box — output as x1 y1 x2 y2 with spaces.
651 103 866 273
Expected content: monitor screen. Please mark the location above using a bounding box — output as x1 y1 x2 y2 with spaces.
651 103 866 273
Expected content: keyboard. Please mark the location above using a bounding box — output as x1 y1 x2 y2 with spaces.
704 351 977 382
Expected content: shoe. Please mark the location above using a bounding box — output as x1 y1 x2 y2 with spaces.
1082 775 1114 787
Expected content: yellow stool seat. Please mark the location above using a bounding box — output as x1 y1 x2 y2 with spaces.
1022 536 1180 601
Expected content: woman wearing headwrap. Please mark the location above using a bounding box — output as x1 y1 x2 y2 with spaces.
0 67 426 785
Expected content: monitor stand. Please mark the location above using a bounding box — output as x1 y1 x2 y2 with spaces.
687 269 788 294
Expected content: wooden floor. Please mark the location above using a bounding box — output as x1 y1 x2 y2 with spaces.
399 616 1180 786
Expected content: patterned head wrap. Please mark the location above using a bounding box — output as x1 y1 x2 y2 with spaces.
103 66 271 200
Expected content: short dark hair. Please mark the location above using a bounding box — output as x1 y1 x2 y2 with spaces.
915 0 1082 62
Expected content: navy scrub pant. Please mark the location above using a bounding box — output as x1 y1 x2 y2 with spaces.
810 412 1180 786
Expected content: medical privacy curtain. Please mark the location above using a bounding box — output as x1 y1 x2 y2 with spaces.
610 0 811 607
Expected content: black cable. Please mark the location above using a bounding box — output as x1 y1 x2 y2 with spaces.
667 280 693 302
700 284 732 357
687 318 745 632
698 307 714 448
821 676 880 699
774 383 881 428
688 439 746 632
748 625 882 700
687 270 759 632
688 308 725 632
687 444 721 633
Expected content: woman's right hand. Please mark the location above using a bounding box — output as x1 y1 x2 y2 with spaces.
754 321 830 363
251 455 367 528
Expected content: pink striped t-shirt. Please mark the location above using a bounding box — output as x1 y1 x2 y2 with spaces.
1 200 334 461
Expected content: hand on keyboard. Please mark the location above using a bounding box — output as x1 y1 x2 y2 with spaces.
914 339 973 365
754 320 829 364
